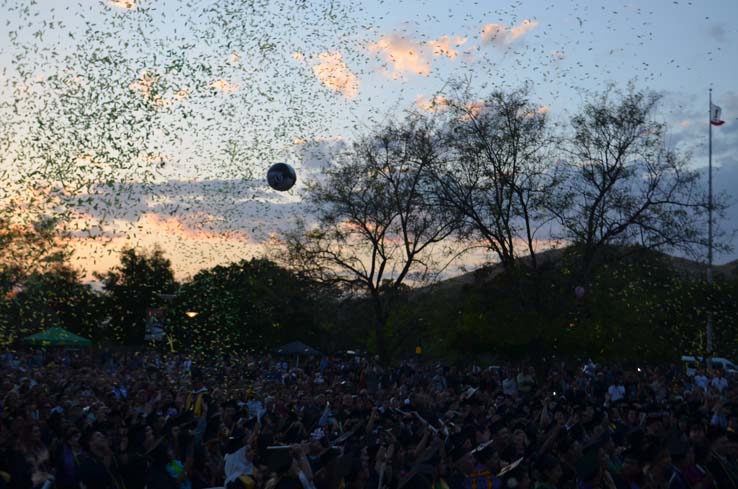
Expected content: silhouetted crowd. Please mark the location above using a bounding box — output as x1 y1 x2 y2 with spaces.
2 349 738 489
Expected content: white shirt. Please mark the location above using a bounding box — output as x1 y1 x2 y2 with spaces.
711 376 729 392
502 378 517 396
224 446 253 483
694 375 709 391
607 385 626 402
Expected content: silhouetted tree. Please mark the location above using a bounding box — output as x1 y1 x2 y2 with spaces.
550 86 716 274
96 247 177 345
283 114 458 361
436 86 560 271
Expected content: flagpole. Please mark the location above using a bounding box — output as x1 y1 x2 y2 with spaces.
707 88 714 356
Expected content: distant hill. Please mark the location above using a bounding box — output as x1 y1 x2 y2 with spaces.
424 247 737 294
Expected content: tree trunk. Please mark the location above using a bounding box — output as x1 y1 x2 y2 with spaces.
371 290 390 364
375 317 388 365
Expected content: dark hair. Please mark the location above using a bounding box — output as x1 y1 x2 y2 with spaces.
80 429 96 452
148 440 171 467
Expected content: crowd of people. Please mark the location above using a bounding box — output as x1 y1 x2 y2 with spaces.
2 348 738 489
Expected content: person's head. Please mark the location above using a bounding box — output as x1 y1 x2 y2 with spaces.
65 426 81 446
558 437 581 462
477 446 500 471
223 402 236 421
689 423 706 445
496 427 512 446
476 425 491 444
553 409 566 425
582 406 595 424
513 429 528 449
30 423 42 442
82 431 109 455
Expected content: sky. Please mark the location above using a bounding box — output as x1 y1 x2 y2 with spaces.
1 0 737 282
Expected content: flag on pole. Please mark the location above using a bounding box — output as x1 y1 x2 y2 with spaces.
710 102 725 126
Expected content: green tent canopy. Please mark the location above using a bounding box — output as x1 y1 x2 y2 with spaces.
21 327 92 347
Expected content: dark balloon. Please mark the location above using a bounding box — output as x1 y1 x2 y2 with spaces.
267 163 297 191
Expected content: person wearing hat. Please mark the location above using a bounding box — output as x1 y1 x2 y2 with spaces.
185 370 208 418
222 400 239 438
77 430 126 489
264 444 315 489
224 429 256 489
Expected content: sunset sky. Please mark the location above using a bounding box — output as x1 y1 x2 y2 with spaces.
1 0 737 281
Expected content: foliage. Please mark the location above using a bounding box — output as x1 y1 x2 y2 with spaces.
0 215 72 294
384 246 738 364
283 114 458 361
96 247 178 345
549 86 718 275
165 258 331 356
435 85 559 270
0 265 103 345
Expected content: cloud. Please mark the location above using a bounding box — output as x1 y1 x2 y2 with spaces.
129 70 159 98
209 79 239 93
109 0 135 10
461 100 486 121
311 52 360 99
140 212 250 241
426 35 467 59
228 51 241 65
480 19 538 46
367 34 432 78
415 94 450 113
293 136 346 171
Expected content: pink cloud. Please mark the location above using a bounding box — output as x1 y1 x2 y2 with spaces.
415 94 450 113
368 34 432 78
311 51 359 99
480 19 538 46
109 0 135 10
426 35 468 59
209 79 239 93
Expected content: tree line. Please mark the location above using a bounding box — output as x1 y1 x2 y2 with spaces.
283 84 730 362
0 84 735 363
